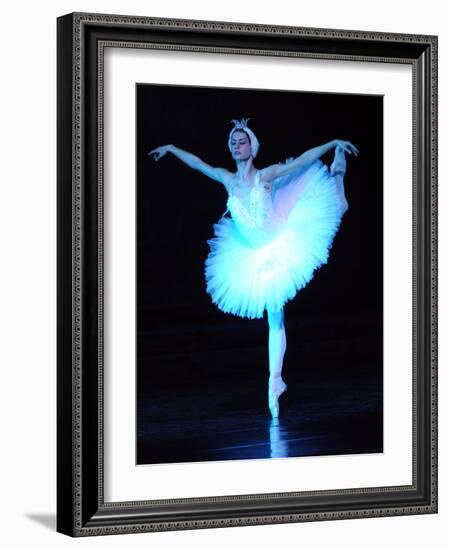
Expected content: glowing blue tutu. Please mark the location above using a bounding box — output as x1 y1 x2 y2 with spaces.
204 160 345 319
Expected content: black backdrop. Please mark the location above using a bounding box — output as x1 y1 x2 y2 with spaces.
137 85 383 320
135 83 383 464
137 83 382 318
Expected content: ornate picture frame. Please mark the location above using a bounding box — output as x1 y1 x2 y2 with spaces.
57 12 437 536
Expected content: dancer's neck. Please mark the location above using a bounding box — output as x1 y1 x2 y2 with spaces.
235 159 256 182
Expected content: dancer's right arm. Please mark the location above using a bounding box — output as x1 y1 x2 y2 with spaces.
148 144 231 189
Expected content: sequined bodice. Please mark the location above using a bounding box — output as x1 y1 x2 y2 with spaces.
225 170 280 244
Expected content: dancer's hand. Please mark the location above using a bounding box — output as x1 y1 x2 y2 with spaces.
148 145 172 161
334 140 359 156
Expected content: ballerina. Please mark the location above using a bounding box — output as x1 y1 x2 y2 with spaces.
149 118 358 418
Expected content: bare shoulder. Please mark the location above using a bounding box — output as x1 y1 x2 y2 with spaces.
193 158 233 190
259 165 279 185
215 167 234 189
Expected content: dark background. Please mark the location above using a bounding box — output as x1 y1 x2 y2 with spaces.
136 83 383 465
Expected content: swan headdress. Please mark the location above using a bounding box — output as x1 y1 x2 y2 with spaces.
228 118 260 158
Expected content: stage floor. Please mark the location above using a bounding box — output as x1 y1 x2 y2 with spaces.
137 360 382 465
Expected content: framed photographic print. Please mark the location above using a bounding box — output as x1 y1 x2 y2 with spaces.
57 12 438 536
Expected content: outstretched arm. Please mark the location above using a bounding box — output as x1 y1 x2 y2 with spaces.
148 144 231 188
260 139 358 182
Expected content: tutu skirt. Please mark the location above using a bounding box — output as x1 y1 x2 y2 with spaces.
204 160 345 319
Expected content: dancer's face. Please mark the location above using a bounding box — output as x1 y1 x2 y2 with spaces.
230 131 251 161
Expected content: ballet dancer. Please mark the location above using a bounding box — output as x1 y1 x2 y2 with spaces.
149 118 357 418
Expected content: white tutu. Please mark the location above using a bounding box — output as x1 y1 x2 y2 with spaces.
204 160 345 319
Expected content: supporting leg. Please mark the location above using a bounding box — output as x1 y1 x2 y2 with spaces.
267 308 287 418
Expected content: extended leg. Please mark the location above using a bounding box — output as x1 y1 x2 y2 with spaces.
267 308 287 418
330 145 348 215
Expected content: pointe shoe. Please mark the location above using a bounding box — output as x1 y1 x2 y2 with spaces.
330 145 347 177
268 376 287 418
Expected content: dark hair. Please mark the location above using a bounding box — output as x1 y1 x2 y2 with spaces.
230 128 251 142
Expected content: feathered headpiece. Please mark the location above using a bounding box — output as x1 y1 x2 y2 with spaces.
228 118 260 158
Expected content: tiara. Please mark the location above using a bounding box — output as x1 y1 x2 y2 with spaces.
230 118 251 130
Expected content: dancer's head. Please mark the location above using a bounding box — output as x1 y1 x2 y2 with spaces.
228 118 260 160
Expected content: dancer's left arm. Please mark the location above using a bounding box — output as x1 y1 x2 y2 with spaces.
260 139 358 181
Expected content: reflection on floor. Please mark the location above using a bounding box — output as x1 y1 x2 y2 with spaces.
137 363 382 465
137 309 382 464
